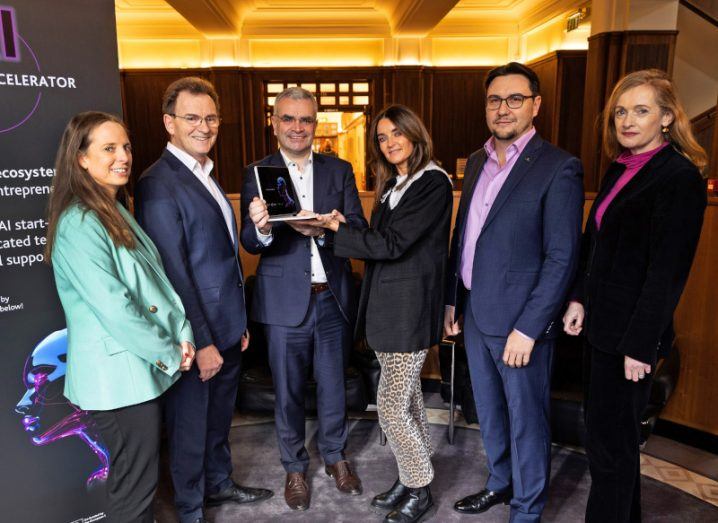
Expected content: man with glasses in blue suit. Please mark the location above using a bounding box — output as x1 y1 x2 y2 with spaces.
135 77 273 523
445 63 584 522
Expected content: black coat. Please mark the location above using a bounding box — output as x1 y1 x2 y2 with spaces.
572 145 706 365
333 169 453 352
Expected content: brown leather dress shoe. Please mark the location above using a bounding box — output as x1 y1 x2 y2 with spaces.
284 472 310 511
325 460 363 495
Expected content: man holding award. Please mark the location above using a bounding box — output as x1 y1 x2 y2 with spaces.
240 87 368 511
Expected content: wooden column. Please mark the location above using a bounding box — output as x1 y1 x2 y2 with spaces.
528 50 587 159
711 94 718 178
580 30 678 191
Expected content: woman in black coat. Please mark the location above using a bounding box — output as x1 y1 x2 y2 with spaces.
317 104 453 523
562 69 707 523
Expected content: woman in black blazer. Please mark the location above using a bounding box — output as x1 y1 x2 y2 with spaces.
562 69 707 523
317 104 452 523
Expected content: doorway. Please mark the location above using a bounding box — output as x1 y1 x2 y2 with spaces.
314 111 367 190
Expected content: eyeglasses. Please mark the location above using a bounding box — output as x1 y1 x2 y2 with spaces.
486 94 536 110
169 113 221 127
275 115 317 126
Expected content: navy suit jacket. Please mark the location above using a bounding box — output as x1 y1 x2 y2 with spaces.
240 152 367 327
446 134 584 340
134 149 247 351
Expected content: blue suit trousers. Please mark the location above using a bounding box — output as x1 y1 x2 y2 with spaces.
264 290 349 473
464 295 553 523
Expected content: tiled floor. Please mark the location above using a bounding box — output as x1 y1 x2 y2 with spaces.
641 453 718 507
644 434 718 481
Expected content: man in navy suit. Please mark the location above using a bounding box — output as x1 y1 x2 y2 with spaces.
241 87 367 511
445 63 584 522
134 77 273 523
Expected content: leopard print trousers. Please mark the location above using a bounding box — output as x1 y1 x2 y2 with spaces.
375 349 434 488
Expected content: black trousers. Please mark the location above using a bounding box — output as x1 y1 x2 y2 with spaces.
89 398 161 523
585 346 652 523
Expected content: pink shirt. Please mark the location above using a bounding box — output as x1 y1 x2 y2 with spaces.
595 142 669 229
460 128 537 289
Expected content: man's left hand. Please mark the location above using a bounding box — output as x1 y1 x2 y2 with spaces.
241 330 250 352
502 330 535 368
287 210 323 236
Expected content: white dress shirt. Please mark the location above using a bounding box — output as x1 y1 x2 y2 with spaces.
166 142 235 244
257 150 327 283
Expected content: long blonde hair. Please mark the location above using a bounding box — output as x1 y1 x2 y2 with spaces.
602 69 707 171
45 112 135 261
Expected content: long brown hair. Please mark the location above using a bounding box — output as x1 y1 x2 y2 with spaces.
45 111 135 261
368 104 435 207
602 69 708 170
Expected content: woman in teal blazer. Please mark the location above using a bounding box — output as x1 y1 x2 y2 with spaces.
46 111 195 523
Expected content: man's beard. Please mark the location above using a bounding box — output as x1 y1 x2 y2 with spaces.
491 129 517 141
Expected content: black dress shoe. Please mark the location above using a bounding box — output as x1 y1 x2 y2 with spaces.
371 478 410 510
453 488 512 514
205 481 274 507
384 485 434 523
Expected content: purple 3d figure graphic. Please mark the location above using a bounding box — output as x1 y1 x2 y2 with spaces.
276 176 296 209
15 329 109 486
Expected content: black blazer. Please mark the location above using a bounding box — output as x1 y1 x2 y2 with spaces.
333 169 453 352
572 145 706 365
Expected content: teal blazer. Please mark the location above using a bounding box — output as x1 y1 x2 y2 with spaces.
52 202 194 410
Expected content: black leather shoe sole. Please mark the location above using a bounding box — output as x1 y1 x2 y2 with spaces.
453 495 510 515
384 503 436 523
205 488 274 507
371 498 399 510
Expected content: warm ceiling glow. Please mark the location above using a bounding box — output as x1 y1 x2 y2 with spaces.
115 1 592 69
250 39 385 67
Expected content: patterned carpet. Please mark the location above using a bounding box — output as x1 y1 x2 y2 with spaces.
154 412 718 522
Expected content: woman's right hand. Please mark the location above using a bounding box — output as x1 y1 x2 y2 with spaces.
624 356 651 382
178 341 195 371
314 210 344 232
562 301 584 336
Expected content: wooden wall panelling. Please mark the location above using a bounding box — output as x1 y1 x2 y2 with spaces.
556 51 587 159
430 67 490 177
621 31 678 76
384 66 427 118
528 50 588 157
691 104 716 178
528 53 559 144
121 69 205 191
580 32 625 192
210 69 245 194
711 94 718 178
662 199 718 435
